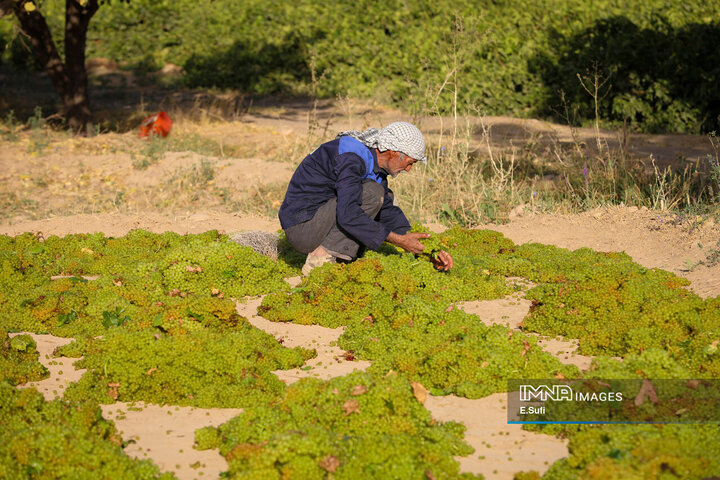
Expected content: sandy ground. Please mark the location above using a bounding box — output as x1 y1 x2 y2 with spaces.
8 203 718 480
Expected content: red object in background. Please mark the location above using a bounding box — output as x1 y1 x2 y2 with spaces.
139 111 172 138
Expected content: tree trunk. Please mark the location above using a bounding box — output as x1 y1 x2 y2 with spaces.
12 0 99 133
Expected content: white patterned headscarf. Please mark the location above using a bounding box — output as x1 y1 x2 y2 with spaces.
337 121 426 163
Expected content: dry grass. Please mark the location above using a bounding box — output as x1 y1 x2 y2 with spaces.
0 100 299 222
392 117 720 226
1 92 719 226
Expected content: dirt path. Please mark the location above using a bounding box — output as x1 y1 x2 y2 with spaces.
237 99 716 170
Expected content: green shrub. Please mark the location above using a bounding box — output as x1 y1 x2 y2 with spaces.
3 0 719 132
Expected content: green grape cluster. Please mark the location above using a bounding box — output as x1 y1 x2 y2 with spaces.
0 328 49 385
338 298 579 397
59 326 315 408
154 236 292 298
0 381 175 479
259 225 720 397
517 245 719 358
408 223 444 258
0 229 298 337
260 247 510 329
195 371 482 480
672 297 720 377
587 348 693 380
538 424 720 480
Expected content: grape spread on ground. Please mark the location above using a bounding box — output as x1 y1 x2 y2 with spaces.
261 225 720 383
195 371 481 480
1 226 718 478
59 326 315 408
0 382 177 479
0 327 48 385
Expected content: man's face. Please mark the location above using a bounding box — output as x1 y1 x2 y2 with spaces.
386 152 418 178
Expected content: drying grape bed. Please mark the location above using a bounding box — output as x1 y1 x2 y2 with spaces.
1 227 718 479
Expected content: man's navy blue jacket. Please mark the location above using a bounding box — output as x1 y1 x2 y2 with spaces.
278 136 411 250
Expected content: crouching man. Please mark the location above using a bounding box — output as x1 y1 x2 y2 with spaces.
278 121 453 275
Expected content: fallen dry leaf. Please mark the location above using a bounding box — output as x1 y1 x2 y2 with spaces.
411 382 428 405
319 455 340 473
107 382 121 400
521 339 530 357
351 385 368 396
634 379 658 406
343 398 360 415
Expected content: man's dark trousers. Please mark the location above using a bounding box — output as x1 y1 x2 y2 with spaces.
284 181 384 261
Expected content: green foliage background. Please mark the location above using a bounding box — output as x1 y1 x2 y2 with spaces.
2 0 720 133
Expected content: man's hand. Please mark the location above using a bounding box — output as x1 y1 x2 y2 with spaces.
431 250 453 271
386 231 429 255
386 231 454 271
